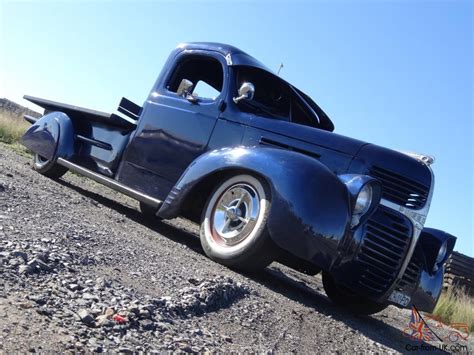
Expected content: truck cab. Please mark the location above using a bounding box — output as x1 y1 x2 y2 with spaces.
21 42 456 315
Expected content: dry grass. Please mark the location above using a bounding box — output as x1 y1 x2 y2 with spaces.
433 286 474 333
0 111 30 144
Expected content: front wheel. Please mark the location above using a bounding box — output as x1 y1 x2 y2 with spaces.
33 153 68 179
322 271 388 315
200 174 276 273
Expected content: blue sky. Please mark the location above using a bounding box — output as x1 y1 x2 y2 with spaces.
0 0 472 256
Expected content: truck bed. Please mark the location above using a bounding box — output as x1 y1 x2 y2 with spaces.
23 95 139 177
24 95 137 130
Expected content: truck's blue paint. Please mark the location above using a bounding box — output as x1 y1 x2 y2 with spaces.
20 42 455 313
22 111 74 162
158 146 352 271
411 266 445 313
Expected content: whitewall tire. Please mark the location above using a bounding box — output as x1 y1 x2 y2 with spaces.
200 174 276 272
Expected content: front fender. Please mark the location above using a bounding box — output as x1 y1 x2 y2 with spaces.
408 228 456 313
411 265 445 313
21 112 75 161
419 228 456 274
159 146 352 270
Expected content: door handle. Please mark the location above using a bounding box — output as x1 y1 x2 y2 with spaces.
186 94 199 104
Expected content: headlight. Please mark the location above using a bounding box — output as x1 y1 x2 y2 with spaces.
435 241 448 264
354 184 373 215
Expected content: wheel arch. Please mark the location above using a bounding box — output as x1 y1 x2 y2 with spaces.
172 167 270 223
158 146 352 270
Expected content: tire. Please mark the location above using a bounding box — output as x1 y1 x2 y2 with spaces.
33 153 68 179
139 201 161 220
200 174 276 273
322 271 388 315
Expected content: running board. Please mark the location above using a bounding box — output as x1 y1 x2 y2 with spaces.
56 158 162 208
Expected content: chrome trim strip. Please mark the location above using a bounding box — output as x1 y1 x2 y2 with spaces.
57 158 162 208
75 135 113 151
379 166 435 294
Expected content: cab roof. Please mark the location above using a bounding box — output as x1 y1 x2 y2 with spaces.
176 42 271 72
176 42 335 131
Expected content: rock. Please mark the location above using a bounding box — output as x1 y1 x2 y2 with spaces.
34 252 49 262
188 278 201 286
95 314 112 327
68 284 81 291
76 299 89 306
9 258 21 267
27 258 51 272
36 307 53 317
82 293 99 302
155 321 172 332
128 305 139 315
11 250 28 262
28 294 47 305
77 309 95 325
140 319 155 331
19 264 34 275
80 256 95 265
139 309 150 319
36 259 52 271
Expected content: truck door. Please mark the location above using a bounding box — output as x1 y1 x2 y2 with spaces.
117 52 227 200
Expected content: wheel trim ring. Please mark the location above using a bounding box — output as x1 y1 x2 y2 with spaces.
210 182 260 247
35 154 50 166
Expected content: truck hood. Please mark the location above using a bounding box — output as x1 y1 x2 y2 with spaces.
249 116 367 157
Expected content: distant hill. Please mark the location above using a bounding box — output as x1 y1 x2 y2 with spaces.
0 98 42 120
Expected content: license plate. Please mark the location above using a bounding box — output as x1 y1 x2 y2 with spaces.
388 290 411 306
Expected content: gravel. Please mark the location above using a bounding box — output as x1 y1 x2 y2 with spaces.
0 145 472 353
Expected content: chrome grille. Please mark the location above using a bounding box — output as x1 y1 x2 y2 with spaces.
357 207 413 294
370 166 430 209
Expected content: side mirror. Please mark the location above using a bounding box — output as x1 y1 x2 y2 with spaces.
176 78 199 104
233 82 255 104
176 79 194 97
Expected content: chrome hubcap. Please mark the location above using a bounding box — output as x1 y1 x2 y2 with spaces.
211 183 260 246
35 154 49 165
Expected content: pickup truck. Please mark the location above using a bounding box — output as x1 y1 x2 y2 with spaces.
21 42 455 315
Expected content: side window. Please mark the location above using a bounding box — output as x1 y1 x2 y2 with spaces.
194 80 221 100
235 66 290 120
167 56 223 100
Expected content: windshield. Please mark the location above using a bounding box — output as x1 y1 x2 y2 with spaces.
233 66 334 131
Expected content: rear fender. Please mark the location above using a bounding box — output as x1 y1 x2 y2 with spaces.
21 112 75 161
158 146 352 269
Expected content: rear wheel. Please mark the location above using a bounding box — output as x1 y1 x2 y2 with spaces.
200 174 276 273
33 153 68 179
322 271 388 315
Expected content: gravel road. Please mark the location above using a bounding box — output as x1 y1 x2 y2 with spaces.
0 145 471 353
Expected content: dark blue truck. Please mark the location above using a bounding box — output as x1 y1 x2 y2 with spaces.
21 42 455 315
